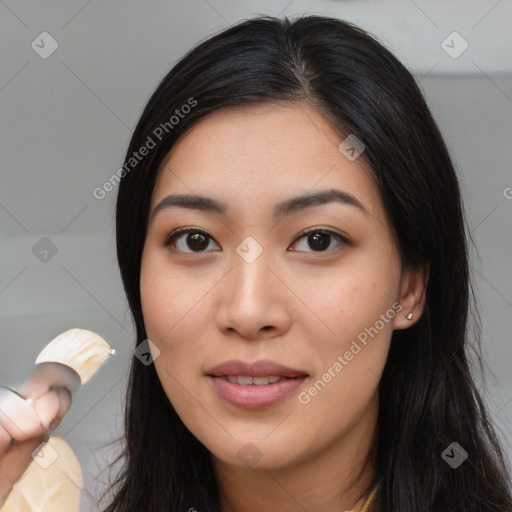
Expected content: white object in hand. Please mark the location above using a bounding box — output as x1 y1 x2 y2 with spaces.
0 328 115 511
35 328 115 385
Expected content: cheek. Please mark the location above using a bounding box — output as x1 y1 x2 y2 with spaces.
295 261 399 337
140 252 210 343
290 257 400 383
294 277 396 428
139 253 217 405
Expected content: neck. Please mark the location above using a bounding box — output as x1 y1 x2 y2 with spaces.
214 393 378 512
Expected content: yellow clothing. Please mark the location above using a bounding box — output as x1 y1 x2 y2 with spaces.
0 436 82 512
351 483 378 511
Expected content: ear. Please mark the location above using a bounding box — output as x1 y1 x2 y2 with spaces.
393 262 430 330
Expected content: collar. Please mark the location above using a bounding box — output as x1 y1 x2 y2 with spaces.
351 482 379 511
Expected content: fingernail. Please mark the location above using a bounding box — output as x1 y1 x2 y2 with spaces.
49 385 72 408
47 386 72 430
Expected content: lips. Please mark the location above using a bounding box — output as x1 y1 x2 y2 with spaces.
206 359 308 379
206 360 308 409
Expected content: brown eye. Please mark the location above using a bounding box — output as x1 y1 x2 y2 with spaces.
164 228 220 253
290 229 349 253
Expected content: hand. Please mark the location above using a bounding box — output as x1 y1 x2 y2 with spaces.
0 384 72 505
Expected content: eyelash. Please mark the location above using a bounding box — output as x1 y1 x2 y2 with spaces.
163 226 351 255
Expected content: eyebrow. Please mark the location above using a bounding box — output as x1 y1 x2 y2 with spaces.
151 188 369 219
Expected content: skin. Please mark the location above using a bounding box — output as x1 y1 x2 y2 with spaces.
0 370 73 504
140 101 428 512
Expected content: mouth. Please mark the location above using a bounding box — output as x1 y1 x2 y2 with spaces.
206 359 308 379
215 375 298 385
206 360 309 409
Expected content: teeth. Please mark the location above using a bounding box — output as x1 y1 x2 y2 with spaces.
253 376 273 385
223 376 284 385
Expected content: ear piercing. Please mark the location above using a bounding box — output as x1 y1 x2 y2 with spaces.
404 312 413 320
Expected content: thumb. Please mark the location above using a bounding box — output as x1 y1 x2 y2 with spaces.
32 386 72 433
50 386 73 430
47 386 72 432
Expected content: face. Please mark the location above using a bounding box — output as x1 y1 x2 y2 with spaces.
140 101 424 474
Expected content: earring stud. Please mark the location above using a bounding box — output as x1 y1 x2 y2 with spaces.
404 312 413 320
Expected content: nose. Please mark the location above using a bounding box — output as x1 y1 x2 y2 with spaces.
216 249 292 341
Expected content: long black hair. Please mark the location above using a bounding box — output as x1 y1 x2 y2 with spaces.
99 14 512 512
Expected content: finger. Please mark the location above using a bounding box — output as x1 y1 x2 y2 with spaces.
0 433 48 504
0 425 12 457
33 386 72 432
48 386 72 430
31 389 60 431
0 392 42 442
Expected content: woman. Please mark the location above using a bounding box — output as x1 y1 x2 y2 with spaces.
101 14 512 512
96 14 512 511
2 13 511 512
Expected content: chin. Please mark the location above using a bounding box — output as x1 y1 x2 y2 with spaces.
206 433 309 472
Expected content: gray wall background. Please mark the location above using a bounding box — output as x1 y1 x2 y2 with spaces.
1 1 511 510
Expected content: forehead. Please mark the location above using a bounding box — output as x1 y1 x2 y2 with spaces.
152 102 386 225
